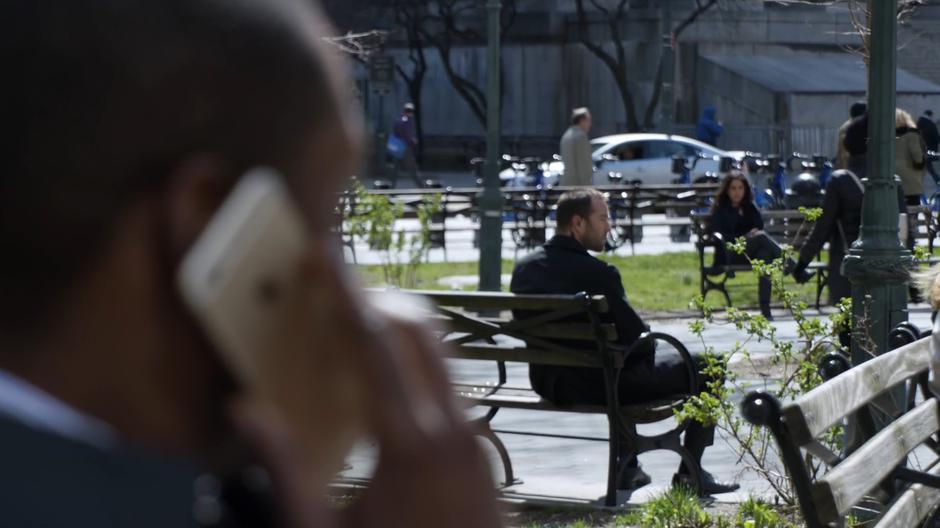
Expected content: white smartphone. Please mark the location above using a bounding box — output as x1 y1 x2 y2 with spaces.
177 167 308 389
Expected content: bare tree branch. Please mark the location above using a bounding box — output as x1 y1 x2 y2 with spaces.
321 30 389 58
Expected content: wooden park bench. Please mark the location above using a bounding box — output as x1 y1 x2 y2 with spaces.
690 209 829 309
742 332 940 527
407 289 703 506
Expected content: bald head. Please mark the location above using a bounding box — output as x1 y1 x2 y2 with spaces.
0 0 352 336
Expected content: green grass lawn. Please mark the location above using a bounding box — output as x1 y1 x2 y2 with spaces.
354 251 824 313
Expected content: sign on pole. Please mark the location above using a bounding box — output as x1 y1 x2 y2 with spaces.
369 55 395 95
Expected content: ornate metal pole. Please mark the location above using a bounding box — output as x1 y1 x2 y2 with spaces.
843 0 910 366
479 0 503 291
660 1 674 133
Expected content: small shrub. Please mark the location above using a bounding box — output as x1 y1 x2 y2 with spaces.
736 497 794 528
617 487 714 528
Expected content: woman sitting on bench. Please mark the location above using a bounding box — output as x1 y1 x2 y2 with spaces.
709 173 814 319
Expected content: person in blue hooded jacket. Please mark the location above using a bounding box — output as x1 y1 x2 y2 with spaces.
696 105 724 146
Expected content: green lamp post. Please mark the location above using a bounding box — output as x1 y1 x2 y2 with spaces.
478 0 503 292
842 0 911 365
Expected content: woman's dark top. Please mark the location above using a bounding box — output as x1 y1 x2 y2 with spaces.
710 201 764 240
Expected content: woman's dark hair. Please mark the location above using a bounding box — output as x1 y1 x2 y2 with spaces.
710 172 753 214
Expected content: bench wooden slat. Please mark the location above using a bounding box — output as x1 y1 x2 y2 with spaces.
452 383 685 421
429 315 618 341
812 398 940 522
415 290 609 313
874 458 940 528
449 343 606 367
781 338 930 443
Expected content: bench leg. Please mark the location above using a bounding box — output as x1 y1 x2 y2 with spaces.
469 416 516 488
701 275 733 307
815 269 828 310
616 421 704 497
604 369 621 507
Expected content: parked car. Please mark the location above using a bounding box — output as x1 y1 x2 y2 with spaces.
535 133 745 187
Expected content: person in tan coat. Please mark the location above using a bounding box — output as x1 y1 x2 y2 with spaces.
560 107 594 187
896 108 926 204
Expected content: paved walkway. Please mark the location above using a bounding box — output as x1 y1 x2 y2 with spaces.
338 308 935 507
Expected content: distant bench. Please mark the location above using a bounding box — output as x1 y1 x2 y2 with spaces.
742 329 940 527
407 289 703 506
337 184 719 257
690 209 829 309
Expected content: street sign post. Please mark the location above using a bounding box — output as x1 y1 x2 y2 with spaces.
369 55 395 178
369 55 395 95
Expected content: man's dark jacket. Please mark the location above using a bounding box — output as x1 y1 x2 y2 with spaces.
0 414 202 527
509 235 650 404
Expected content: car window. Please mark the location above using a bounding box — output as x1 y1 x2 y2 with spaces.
648 140 698 159
609 141 648 161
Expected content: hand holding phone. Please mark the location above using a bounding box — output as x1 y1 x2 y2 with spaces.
178 168 367 483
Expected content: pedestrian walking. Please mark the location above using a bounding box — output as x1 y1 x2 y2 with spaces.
389 102 422 188
696 105 723 146
917 109 940 184
559 107 594 187
836 101 866 170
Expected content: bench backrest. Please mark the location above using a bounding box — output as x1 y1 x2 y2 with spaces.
690 209 816 249
408 290 619 368
745 337 934 527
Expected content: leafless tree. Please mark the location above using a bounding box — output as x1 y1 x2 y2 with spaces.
393 2 430 161
417 0 517 130
574 0 718 132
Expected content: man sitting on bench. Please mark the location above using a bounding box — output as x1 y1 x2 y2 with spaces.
510 188 739 494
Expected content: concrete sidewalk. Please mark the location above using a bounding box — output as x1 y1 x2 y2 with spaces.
337 308 935 508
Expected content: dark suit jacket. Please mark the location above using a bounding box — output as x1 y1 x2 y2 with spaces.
0 414 202 527
509 235 651 404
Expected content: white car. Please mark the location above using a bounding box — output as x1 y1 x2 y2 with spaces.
541 133 745 186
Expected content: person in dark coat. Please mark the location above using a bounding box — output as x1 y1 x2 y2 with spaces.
510 188 739 495
917 110 940 184
696 105 724 146
793 170 907 306
837 101 866 170
709 173 813 319
390 102 422 188
843 112 869 179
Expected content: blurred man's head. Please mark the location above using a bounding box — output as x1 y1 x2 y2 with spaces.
0 0 359 453
555 189 610 252
571 107 591 132
403 102 415 115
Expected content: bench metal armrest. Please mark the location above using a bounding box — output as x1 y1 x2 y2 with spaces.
620 332 700 396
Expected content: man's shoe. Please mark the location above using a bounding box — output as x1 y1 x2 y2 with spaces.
672 471 740 495
617 466 652 490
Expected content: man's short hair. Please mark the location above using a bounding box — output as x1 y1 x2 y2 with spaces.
556 188 605 229
570 107 591 126
850 101 867 119
927 109 935 118
0 0 341 336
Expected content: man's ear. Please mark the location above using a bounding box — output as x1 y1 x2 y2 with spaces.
570 214 584 234
160 155 233 259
